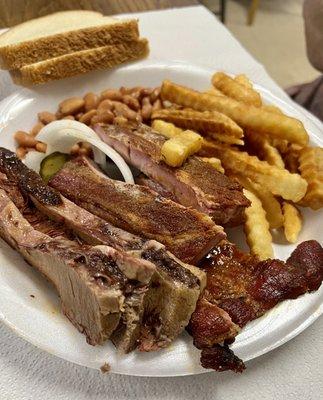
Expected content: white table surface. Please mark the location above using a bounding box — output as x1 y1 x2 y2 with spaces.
0 5 322 400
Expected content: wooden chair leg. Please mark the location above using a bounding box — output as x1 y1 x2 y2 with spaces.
220 0 226 23
247 0 260 25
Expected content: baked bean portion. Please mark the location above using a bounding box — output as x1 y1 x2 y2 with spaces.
14 86 162 159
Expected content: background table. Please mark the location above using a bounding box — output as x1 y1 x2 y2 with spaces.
0 6 322 400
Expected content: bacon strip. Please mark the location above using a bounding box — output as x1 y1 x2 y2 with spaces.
190 240 323 372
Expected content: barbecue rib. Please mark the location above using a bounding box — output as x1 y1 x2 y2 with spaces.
0 188 157 346
94 122 250 226
49 156 224 264
0 147 206 352
136 174 178 202
48 156 207 349
189 240 323 371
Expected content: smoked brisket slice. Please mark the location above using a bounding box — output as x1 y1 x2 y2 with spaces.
49 156 224 264
189 240 323 371
94 122 250 226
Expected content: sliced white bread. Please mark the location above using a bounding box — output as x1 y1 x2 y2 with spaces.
0 11 140 69
10 39 149 86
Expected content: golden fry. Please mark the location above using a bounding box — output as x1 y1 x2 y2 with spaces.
245 131 285 168
235 74 253 88
200 157 224 173
270 138 289 154
243 189 273 260
161 80 309 146
198 137 243 159
282 202 302 243
283 143 303 173
209 143 308 202
298 146 323 209
152 119 243 153
198 139 239 158
212 134 244 146
261 140 285 168
152 108 243 139
234 174 284 229
204 87 225 97
262 104 283 115
161 130 203 167
212 72 262 107
152 119 183 138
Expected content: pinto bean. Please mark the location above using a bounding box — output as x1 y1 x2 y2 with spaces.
59 97 85 115
84 92 99 111
38 111 56 125
14 131 37 147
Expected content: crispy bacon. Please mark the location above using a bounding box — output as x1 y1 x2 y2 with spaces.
188 298 239 349
200 345 245 373
190 240 323 372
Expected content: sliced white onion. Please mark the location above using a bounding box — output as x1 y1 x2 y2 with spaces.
24 150 47 171
26 120 134 183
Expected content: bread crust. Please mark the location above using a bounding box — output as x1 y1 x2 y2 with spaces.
10 39 149 86
0 20 139 69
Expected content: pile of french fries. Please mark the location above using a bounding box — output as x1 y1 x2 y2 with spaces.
150 72 323 260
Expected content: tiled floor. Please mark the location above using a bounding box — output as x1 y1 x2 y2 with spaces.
202 0 320 87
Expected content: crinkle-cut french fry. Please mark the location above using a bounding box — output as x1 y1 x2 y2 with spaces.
235 74 253 89
197 137 242 159
212 72 262 107
245 131 285 168
243 189 273 260
152 119 243 152
152 119 183 138
200 157 224 173
262 104 283 114
261 140 285 168
212 134 244 146
234 174 284 229
204 87 226 97
283 143 303 173
298 146 323 209
161 80 309 146
282 202 302 243
161 130 203 167
152 108 243 139
162 100 183 110
270 138 289 154
209 143 308 202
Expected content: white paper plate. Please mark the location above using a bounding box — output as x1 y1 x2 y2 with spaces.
0 62 322 377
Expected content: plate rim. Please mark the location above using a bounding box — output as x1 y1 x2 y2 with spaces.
0 60 322 377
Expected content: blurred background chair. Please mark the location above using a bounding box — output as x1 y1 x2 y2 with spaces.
247 0 260 24
0 0 206 27
0 0 319 93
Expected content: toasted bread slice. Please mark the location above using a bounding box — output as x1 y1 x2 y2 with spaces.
0 11 140 69
10 39 149 86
